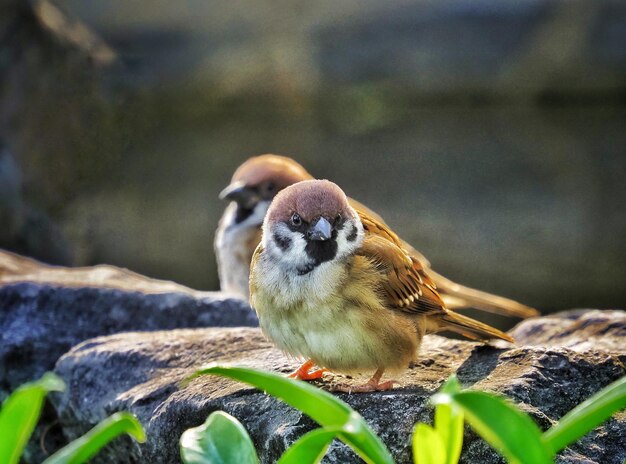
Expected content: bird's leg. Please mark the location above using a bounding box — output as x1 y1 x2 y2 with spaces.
331 368 397 393
288 359 327 380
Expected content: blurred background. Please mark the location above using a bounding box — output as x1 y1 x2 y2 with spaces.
1 0 624 313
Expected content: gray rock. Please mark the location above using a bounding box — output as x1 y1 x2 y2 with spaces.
511 309 626 354
0 250 256 463
0 284 255 391
0 251 257 395
52 310 625 464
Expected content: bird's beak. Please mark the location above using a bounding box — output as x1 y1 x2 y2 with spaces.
307 217 332 241
219 181 246 200
219 182 260 209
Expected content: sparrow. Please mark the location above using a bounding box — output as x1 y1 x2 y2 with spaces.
250 179 517 392
215 155 313 296
216 154 538 323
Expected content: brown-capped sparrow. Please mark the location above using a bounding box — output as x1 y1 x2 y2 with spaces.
215 155 313 297
250 180 523 392
216 154 537 322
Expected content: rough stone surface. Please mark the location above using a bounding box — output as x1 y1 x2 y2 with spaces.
511 309 626 354
1 250 209 295
0 250 257 463
0 251 257 396
52 310 626 464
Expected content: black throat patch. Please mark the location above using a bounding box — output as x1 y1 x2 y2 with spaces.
234 205 254 224
304 231 338 267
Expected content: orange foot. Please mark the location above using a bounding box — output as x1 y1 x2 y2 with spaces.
330 368 398 393
288 359 328 381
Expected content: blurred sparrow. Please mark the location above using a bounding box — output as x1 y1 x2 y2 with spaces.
250 180 517 392
215 155 313 296
216 154 537 323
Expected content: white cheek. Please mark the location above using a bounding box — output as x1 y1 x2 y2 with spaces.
245 200 271 227
336 216 364 259
221 200 271 231
263 223 311 271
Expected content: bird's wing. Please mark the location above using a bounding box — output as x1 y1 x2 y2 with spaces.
347 198 387 225
357 230 446 316
353 205 404 247
355 203 536 319
357 231 514 342
352 202 432 267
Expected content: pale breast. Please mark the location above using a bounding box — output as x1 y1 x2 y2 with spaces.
251 254 421 372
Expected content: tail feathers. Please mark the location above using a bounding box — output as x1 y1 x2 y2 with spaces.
427 269 539 319
438 310 515 343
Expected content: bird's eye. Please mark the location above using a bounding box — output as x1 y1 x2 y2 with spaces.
335 213 342 224
266 182 275 193
290 213 302 227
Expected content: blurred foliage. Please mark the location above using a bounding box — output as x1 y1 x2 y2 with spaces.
0 372 145 464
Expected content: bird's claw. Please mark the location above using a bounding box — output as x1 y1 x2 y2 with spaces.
288 360 327 381
288 368 327 380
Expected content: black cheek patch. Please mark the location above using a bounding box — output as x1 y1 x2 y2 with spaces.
346 225 358 242
273 233 292 251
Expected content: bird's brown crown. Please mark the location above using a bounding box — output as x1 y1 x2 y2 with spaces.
267 179 351 224
232 154 313 191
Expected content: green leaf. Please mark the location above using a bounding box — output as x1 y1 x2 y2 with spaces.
412 424 446 464
438 376 461 396
0 373 65 464
185 365 394 464
433 376 463 464
542 375 626 454
277 426 344 464
432 391 552 464
180 411 258 464
43 412 146 464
